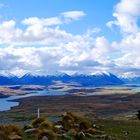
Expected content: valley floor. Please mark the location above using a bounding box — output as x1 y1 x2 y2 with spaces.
0 86 140 139
8 93 140 119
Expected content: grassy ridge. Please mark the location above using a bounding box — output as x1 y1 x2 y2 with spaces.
96 119 140 140
0 112 140 140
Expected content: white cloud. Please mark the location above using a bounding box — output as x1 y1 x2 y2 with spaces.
0 20 75 45
104 0 140 77
61 11 86 23
1 4 140 77
0 11 101 76
120 72 138 78
107 0 140 34
0 10 86 45
22 17 62 26
0 20 23 44
0 28 112 76
22 10 86 27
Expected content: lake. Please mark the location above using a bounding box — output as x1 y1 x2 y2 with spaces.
0 84 140 112
0 90 68 111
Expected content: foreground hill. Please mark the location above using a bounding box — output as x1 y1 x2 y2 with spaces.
0 111 140 140
0 72 124 86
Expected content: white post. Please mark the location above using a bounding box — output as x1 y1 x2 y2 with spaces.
37 108 40 118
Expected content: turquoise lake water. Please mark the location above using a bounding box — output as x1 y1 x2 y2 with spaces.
0 85 140 112
0 90 68 111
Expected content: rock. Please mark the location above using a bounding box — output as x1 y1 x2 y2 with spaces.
77 131 85 139
8 133 22 140
63 112 67 116
42 136 49 140
62 134 72 140
58 129 67 134
24 128 38 134
93 124 97 127
73 123 79 128
24 124 32 130
54 125 67 134
85 133 93 138
123 131 129 136
54 125 63 129
93 124 99 129
92 134 114 140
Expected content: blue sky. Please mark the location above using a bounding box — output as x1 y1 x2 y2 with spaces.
0 0 120 40
0 0 140 77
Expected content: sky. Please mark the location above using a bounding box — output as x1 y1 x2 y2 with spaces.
0 0 140 77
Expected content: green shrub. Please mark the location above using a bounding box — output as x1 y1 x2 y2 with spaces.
23 124 33 130
79 120 92 131
39 121 52 130
32 118 46 128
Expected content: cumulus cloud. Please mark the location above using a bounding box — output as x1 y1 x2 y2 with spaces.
1 3 140 77
0 29 112 76
22 17 62 26
22 11 86 27
0 11 105 76
114 33 140 70
107 0 140 34
61 11 86 23
104 0 140 77
0 20 74 45
0 10 86 46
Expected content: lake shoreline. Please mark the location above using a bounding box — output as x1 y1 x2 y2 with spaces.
8 93 140 119
0 85 140 118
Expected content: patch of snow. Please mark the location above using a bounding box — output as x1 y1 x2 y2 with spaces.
0 71 15 78
120 72 138 79
90 71 111 76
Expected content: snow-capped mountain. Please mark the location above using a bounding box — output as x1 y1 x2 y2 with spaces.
0 71 16 78
0 74 18 85
90 71 111 76
70 72 123 86
121 76 140 84
0 72 124 86
119 72 140 84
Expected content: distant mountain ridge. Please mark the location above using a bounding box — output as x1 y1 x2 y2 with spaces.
0 72 124 86
121 77 140 84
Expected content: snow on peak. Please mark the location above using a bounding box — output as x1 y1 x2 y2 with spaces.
22 72 41 78
42 71 68 77
120 72 138 79
90 71 111 76
0 71 15 78
72 72 87 76
54 71 69 76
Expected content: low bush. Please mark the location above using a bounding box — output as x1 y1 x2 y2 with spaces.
0 124 22 136
39 121 52 130
38 129 57 140
32 117 46 128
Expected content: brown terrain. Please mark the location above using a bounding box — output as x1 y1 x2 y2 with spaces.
9 93 140 119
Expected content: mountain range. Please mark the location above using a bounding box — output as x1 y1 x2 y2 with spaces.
121 77 140 85
0 72 125 86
